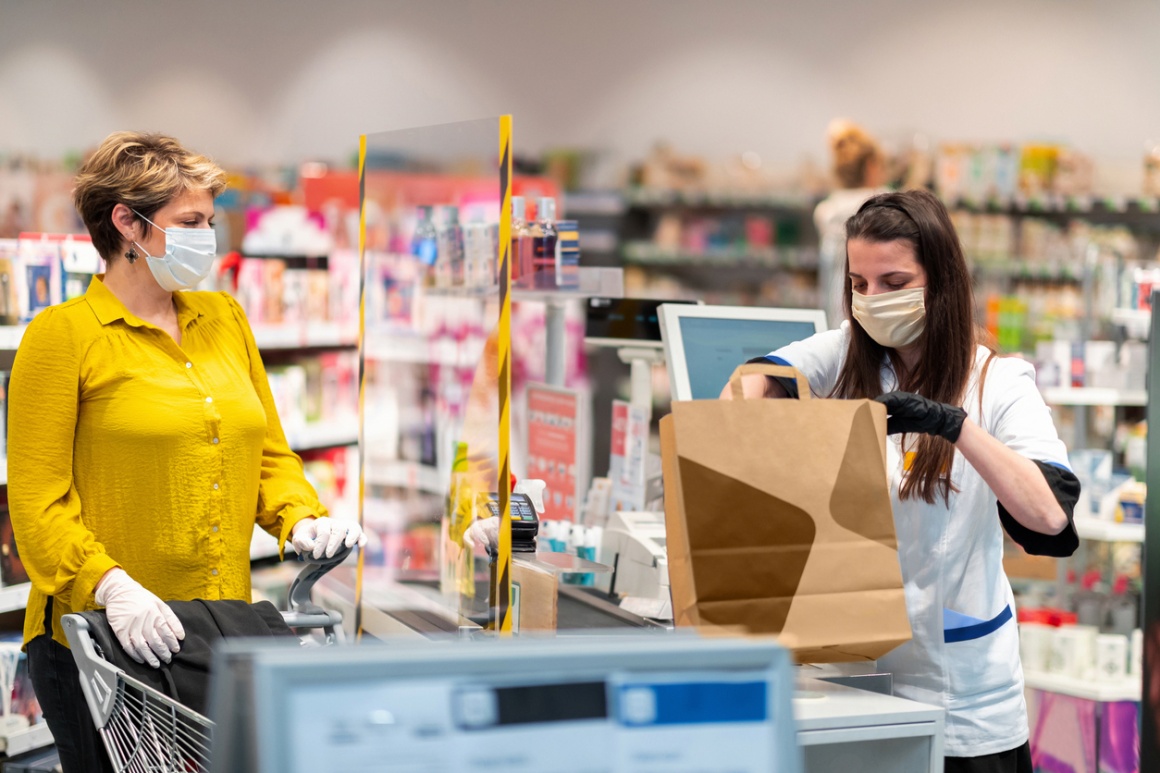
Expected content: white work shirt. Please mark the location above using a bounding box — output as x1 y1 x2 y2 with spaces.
768 323 1071 756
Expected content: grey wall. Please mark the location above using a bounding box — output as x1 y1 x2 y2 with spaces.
2 0 1157 190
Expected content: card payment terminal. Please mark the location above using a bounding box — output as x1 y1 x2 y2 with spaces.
485 492 539 553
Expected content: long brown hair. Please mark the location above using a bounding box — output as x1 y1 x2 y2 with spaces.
832 189 978 505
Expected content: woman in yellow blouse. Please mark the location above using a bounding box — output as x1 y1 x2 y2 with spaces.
7 132 365 772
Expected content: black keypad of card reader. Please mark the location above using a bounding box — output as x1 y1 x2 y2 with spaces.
485 493 539 553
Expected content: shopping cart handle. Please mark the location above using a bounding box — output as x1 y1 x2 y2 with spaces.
289 544 353 613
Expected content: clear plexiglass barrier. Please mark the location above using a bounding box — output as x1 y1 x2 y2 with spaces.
354 118 510 638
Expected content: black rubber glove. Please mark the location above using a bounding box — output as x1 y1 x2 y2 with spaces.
874 391 968 443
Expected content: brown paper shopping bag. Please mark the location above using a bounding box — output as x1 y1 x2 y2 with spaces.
660 363 912 663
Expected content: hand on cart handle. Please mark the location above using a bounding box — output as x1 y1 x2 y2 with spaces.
94 569 185 669
291 516 366 560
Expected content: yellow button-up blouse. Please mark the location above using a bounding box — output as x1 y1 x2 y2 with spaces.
9 276 326 647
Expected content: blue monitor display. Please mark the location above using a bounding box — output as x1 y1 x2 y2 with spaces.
678 317 819 400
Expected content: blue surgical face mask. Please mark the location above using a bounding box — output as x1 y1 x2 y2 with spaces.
132 210 217 292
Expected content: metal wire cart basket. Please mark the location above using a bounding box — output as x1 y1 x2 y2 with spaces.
60 548 350 773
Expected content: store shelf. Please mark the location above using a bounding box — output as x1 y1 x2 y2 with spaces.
251 322 357 349
1111 308 1152 339
950 194 1160 218
365 460 444 495
622 241 819 270
285 421 359 452
364 333 483 367
1112 308 1151 327
971 261 1082 283
1041 387 1147 407
511 287 603 303
0 720 53 756
578 230 619 253
563 191 626 217
1023 670 1141 702
0 583 30 614
624 188 815 210
0 325 26 351
250 526 280 561
1073 516 1144 543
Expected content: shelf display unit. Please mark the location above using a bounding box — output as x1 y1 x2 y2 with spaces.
611 189 821 308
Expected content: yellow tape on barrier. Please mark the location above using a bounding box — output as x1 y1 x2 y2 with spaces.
496 116 513 634
355 133 367 641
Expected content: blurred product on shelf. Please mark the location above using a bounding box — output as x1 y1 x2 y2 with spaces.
464 213 496 287
0 491 28 586
632 142 710 192
955 206 1157 357
242 205 334 256
265 350 359 441
0 635 41 728
435 205 465 288
1122 264 1160 312
405 204 498 290
228 250 359 333
556 219 581 290
0 158 83 239
0 370 7 461
934 142 1095 203
1033 339 1147 392
0 234 102 324
510 196 532 283
537 520 601 586
527 196 559 290
1116 420 1148 481
647 211 778 256
617 185 819 308
299 445 359 524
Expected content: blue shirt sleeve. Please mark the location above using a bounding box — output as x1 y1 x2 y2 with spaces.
763 324 849 398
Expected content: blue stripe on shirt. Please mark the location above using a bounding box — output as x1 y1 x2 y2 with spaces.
944 605 1013 643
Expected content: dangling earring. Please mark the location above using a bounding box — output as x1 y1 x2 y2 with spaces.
124 246 138 263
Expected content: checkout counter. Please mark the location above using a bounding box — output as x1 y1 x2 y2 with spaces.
308 509 945 773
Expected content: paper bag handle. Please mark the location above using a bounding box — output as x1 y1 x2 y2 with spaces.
727 363 812 401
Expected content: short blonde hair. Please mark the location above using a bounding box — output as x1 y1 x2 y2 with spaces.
73 132 227 261
827 119 882 189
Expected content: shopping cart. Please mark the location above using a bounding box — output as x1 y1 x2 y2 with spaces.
60 547 351 773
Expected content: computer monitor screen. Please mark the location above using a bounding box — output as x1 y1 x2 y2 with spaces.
659 305 827 401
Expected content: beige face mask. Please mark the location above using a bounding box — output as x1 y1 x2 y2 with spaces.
851 286 926 348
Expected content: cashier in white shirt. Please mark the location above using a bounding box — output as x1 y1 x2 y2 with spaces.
725 189 1080 773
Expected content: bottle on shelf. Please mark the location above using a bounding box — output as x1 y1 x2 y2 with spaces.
530 197 559 290
436 206 465 288
411 206 438 269
510 196 533 286
464 215 493 288
412 204 438 289
555 219 580 290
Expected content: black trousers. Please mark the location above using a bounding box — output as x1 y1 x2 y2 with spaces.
26 603 115 773
946 741 1033 773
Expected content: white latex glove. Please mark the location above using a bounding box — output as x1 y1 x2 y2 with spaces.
463 517 500 553
291 517 367 559
94 569 185 669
